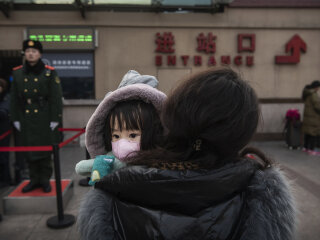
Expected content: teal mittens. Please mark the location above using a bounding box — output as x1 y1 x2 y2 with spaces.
88 155 115 186
75 153 127 186
75 159 94 177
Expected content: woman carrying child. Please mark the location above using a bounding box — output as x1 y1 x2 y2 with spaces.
78 68 296 240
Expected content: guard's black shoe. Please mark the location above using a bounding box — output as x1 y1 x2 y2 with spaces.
42 182 52 193
22 182 39 193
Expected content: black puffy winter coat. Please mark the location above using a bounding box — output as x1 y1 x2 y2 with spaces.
78 158 296 240
0 92 10 146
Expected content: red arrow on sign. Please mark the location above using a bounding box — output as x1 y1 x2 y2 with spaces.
275 34 307 64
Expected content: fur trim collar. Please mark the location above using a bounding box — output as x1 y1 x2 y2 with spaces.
238 166 296 240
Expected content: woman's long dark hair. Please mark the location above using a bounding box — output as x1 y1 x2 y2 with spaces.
127 68 272 169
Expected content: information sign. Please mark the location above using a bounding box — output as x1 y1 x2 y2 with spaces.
27 28 95 50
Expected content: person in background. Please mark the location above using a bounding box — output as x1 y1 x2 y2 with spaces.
302 80 320 155
78 68 296 240
0 77 11 188
10 39 63 193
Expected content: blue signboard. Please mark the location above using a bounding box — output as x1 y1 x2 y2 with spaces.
42 53 94 78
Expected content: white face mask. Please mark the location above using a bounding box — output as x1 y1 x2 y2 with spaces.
111 138 140 162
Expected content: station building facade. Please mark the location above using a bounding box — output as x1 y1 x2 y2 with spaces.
0 0 320 139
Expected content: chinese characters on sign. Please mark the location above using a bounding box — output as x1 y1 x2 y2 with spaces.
155 32 255 67
197 33 216 53
42 53 94 78
29 34 93 43
155 32 175 53
52 60 91 67
27 28 95 50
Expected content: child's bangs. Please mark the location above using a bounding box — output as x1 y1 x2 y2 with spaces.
109 101 142 131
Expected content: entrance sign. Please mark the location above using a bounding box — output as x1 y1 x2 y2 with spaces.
155 32 307 67
155 32 255 67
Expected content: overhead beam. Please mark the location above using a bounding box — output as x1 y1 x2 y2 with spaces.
0 1 11 18
75 0 86 19
7 3 228 14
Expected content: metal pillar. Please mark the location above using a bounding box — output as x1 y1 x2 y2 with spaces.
47 144 75 229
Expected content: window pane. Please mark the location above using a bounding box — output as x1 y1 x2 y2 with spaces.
33 0 74 3
60 77 94 99
42 52 95 99
92 0 151 4
160 0 211 6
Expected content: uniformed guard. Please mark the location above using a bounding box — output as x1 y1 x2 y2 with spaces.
10 39 63 193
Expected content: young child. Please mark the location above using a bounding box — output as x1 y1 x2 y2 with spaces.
75 70 166 185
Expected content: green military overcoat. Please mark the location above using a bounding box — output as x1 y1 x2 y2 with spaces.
302 88 320 136
10 61 63 161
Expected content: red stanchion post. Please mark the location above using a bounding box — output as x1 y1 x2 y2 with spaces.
47 144 75 229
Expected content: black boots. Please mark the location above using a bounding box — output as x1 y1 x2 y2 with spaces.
22 182 40 193
42 182 52 193
79 177 90 187
22 181 52 193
